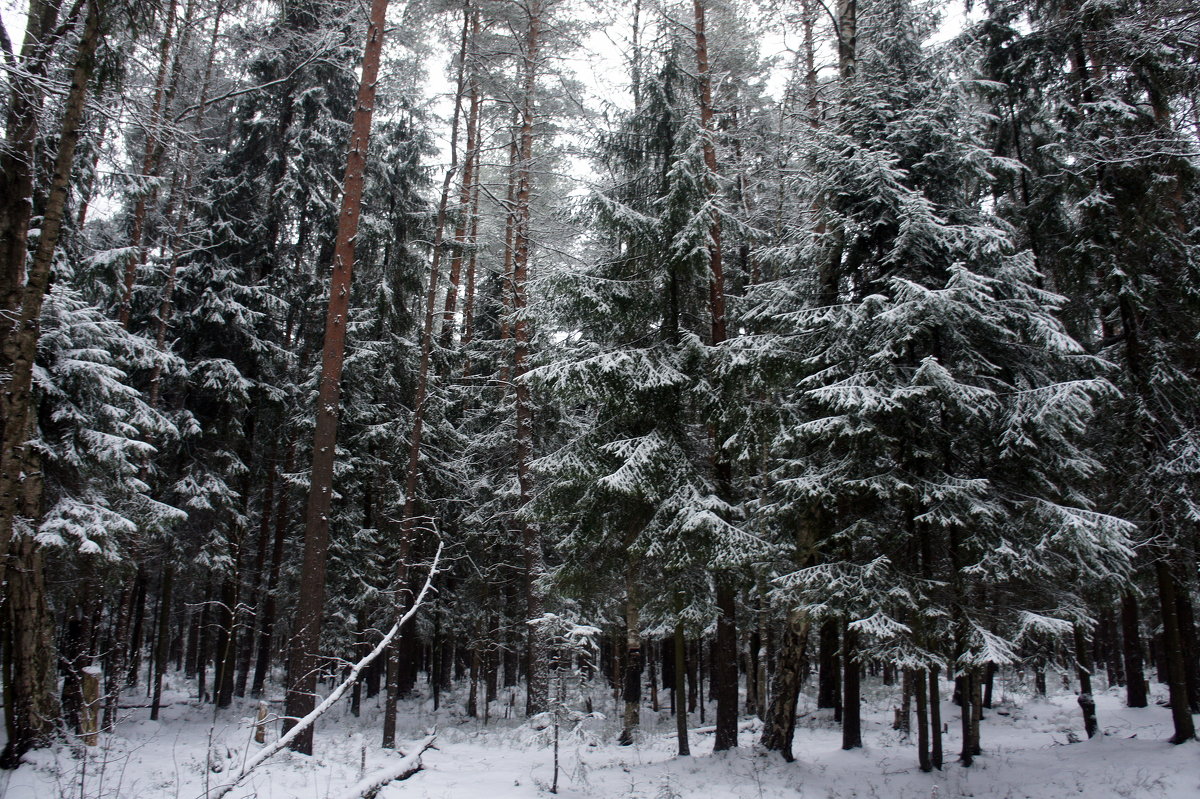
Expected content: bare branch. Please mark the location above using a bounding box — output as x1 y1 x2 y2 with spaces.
205 542 444 799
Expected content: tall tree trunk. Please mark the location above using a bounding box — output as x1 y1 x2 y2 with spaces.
836 0 857 82
760 609 809 760
126 572 148 687
693 0 737 752
440 11 481 347
214 575 238 708
0 443 58 769
914 668 931 771
283 0 391 755
149 566 174 720
0 0 102 587
1175 584 1200 712
0 0 66 324
383 0 474 745
929 666 942 769
103 567 141 730
195 580 212 701
712 577 739 751
841 624 861 749
619 564 641 745
513 0 548 717
1120 592 1148 707
959 667 975 765
1075 624 1099 738
252 444 293 696
674 615 690 756
818 619 840 710
1155 557 1196 743
116 0 180 327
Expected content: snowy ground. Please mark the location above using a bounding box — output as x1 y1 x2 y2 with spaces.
2 676 1197 799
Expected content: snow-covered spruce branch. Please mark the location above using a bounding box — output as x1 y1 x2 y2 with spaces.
205 542 444 799
332 735 436 799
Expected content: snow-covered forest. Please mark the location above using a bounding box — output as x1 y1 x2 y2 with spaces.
0 0 1198 796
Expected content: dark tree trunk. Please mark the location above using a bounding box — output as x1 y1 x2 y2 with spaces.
1 521 60 767
1175 585 1200 712
1121 592 1148 707
382 640 400 749
959 668 974 766
103 569 139 730
674 619 690 756
1155 558 1197 743
252 447 293 696
914 669 931 771
125 572 148 687
0 0 61 322
1075 625 1099 738
195 581 212 701
929 666 942 769
818 619 840 711
747 612 761 716
619 573 641 746
713 577 739 751
150 566 174 720
686 637 698 713
214 577 237 708
841 624 861 750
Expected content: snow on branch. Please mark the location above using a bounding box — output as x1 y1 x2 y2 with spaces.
332 735 437 799
206 542 444 799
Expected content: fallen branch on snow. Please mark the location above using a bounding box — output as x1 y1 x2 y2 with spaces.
333 734 437 799
205 543 443 799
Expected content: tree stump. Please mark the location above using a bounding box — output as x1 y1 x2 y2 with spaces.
82 667 101 746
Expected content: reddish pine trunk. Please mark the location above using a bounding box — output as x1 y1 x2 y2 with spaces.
283 0 391 755
692 0 737 751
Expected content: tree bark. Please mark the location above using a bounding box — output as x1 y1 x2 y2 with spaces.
0 0 66 325
0 445 59 768
1155 558 1196 743
1075 624 1099 739
818 618 840 711
914 668 931 771
149 565 174 720
841 624 861 749
0 0 102 589
929 666 942 769
713 577 739 751
619 565 641 745
513 0 548 717
440 9 481 347
252 444 293 696
116 0 180 327
1174 584 1200 712
283 0 391 755
1120 592 1148 707
674 616 690 755
760 609 810 760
